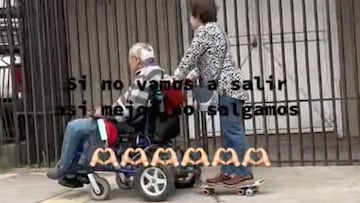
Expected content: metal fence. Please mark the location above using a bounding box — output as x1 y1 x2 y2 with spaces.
0 0 359 167
0 0 70 166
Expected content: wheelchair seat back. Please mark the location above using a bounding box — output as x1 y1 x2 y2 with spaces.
125 88 181 143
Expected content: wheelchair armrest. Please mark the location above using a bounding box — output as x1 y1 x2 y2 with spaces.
88 114 118 122
126 114 146 130
115 121 136 134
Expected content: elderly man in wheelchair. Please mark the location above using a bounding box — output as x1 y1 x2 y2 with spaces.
46 43 201 201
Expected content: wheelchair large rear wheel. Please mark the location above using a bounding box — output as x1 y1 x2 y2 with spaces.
135 165 175 202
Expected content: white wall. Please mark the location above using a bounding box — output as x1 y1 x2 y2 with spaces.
0 0 17 8
0 0 21 99
0 55 21 99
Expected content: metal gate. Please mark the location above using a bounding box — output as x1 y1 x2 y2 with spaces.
0 0 359 167
185 0 360 166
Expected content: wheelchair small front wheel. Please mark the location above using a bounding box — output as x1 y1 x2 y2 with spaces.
89 176 111 201
135 165 175 202
116 173 134 190
175 165 201 188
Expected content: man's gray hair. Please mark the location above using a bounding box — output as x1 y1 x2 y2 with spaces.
129 42 155 61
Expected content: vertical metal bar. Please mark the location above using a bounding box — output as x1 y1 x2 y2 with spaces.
175 0 192 149
6 0 20 165
198 1 209 151
244 0 257 146
210 1 217 150
180 0 188 51
0 1 7 149
222 0 227 33
188 0 201 149
75 0 84 107
211 115 216 152
193 105 201 147
35 0 49 166
95 0 103 105
278 0 291 166
134 0 139 42
104 1 113 103
201 112 208 153
163 0 178 147
325 0 339 165
124 0 131 83
64 0 74 109
175 0 188 149
153 0 160 64
112 0 120 96
176 0 183 59
16 0 31 164
255 0 267 149
26 0 36 163
313 0 328 165
144 0 148 42
350 0 360 161
337 0 352 164
233 0 241 68
220 0 226 147
12 1 21 163
26 0 40 165
164 0 171 73
44 0 59 161
54 0 67 160
301 0 316 165
84 0 94 109
266 0 281 164
290 0 304 166
0 102 3 147
198 0 209 149
185 98 191 148
0 0 7 149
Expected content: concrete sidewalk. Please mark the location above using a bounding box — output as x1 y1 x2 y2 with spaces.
0 166 359 203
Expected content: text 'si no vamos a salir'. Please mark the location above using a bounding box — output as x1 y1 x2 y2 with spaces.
67 75 286 92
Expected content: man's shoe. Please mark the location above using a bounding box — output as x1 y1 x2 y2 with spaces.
206 173 231 184
46 167 64 180
223 174 254 185
59 177 83 188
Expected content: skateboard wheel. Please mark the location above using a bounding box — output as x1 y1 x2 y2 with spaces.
245 189 254 197
202 189 211 196
237 189 245 195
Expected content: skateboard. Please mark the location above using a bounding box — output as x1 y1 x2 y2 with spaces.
200 179 265 196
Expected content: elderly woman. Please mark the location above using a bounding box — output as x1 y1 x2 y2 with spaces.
173 0 253 185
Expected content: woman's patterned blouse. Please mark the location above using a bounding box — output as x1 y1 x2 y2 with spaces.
174 22 248 101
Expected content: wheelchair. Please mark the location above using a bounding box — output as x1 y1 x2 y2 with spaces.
56 90 201 202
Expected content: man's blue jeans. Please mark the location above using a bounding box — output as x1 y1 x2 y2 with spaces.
219 95 252 177
57 118 98 172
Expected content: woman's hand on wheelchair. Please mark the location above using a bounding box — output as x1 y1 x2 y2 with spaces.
87 106 102 119
94 106 102 117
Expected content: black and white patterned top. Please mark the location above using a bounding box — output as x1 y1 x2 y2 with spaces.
174 22 248 101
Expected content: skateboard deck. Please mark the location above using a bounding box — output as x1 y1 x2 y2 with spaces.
200 179 265 196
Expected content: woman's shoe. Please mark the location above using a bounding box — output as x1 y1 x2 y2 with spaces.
206 173 231 184
223 174 254 185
